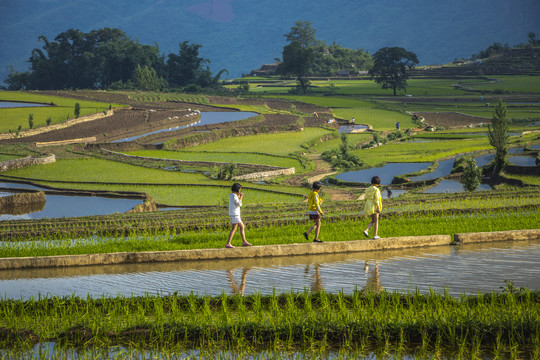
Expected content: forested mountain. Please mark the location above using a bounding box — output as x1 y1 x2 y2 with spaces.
1 0 539 85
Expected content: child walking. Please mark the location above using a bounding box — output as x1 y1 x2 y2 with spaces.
363 176 382 239
303 181 324 243
226 183 252 248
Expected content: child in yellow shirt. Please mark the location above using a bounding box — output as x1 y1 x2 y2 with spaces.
363 176 382 239
304 181 324 243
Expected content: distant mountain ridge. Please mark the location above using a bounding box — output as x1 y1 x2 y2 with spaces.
1 0 539 84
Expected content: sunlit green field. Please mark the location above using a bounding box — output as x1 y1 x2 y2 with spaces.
504 174 540 186
124 150 307 172
0 91 124 133
245 74 540 97
350 137 493 166
0 158 306 206
186 127 334 155
244 95 416 130
36 182 304 206
313 133 372 153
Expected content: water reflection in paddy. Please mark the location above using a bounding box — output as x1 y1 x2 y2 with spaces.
338 124 368 133
509 155 537 167
424 179 492 193
0 193 143 220
335 162 431 185
0 182 143 220
2 240 539 299
0 102 50 108
407 158 455 182
114 111 258 142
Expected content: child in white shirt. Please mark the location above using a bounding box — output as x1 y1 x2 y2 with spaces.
226 183 252 248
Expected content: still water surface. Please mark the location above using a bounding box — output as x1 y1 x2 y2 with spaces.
335 162 431 185
2 239 539 299
0 102 50 108
0 182 143 220
424 180 492 193
114 111 258 142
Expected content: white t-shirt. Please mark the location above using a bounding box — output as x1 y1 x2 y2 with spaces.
228 193 242 216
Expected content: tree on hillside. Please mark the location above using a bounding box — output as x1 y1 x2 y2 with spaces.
527 32 540 46
368 47 419 96
487 99 509 177
284 20 317 49
310 42 373 76
278 21 372 82
167 41 211 89
3 28 224 92
277 41 314 93
135 64 167 91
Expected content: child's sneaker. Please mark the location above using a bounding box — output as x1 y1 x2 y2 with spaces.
363 230 369 238
373 236 381 239
303 232 309 241
313 239 323 243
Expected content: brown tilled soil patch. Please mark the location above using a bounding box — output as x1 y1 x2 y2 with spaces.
0 108 197 144
418 112 488 127
259 114 300 126
0 92 333 146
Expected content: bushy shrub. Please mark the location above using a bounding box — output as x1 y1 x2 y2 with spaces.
461 156 483 192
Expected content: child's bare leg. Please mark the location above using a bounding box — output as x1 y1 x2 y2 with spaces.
306 221 317 235
226 224 238 247
372 213 379 236
365 220 373 231
238 222 251 246
314 218 321 239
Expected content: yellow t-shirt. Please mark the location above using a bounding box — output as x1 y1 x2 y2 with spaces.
308 190 323 213
363 185 382 215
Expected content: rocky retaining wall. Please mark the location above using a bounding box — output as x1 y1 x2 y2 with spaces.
454 229 540 243
0 154 56 172
232 167 295 181
0 110 113 140
35 137 97 147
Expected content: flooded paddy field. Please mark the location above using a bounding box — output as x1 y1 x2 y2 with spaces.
2 239 539 300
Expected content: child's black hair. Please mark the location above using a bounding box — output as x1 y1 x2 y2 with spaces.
371 176 381 185
231 183 242 192
312 181 323 190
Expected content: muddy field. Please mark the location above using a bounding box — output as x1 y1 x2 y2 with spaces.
0 93 333 146
418 112 488 127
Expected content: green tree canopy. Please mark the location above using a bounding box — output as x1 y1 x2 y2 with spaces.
135 64 167 91
284 20 317 48
167 41 209 88
311 42 372 76
487 99 509 177
277 40 314 93
368 47 419 96
4 28 223 91
278 21 372 91
460 156 483 192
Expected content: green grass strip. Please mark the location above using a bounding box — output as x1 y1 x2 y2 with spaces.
0 208 537 257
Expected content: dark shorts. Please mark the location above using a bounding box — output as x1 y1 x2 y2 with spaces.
309 213 321 220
